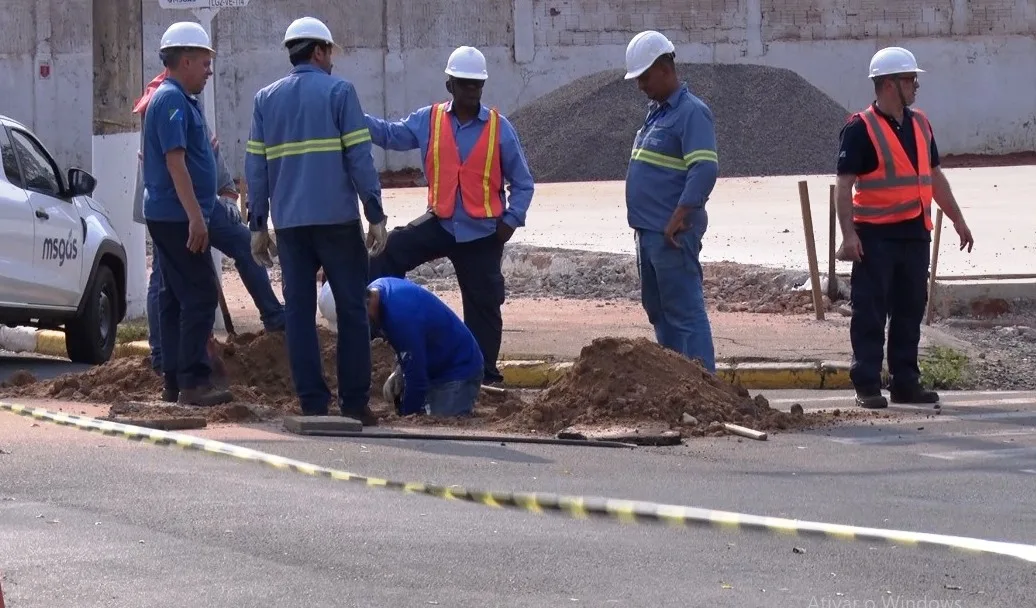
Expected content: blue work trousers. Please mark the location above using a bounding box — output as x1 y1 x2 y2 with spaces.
275 221 371 416
425 371 483 417
369 212 506 384
147 202 284 369
848 234 930 391
146 220 220 390
635 228 716 373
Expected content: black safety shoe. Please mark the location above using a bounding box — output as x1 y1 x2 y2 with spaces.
342 407 380 427
855 387 888 409
890 385 940 404
178 385 233 407
161 387 179 403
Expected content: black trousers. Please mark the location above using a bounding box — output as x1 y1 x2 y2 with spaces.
848 234 930 391
369 213 505 383
146 220 220 391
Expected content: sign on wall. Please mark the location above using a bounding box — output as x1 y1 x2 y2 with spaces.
158 0 250 8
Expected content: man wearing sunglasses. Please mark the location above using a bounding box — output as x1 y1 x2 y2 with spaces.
364 45 536 387
834 46 975 410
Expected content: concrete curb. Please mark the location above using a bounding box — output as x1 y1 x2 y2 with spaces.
493 359 853 390
0 328 152 360
1 328 852 390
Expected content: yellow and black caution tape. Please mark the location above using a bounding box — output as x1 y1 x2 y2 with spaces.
3 401 1036 564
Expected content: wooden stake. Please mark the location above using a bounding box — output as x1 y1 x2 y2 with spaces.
797 181 826 321
827 184 839 300
924 208 945 325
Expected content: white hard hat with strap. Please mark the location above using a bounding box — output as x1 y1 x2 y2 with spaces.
444 46 488 80
160 22 215 53
624 30 675 80
868 47 924 78
284 16 335 49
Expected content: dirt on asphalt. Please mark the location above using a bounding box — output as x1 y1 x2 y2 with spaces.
1 332 872 439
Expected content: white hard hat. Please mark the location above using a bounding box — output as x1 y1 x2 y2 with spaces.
317 280 336 324
160 22 214 53
624 30 675 80
284 16 334 46
444 46 488 80
868 46 924 78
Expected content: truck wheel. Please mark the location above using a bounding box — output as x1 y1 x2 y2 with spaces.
65 265 119 364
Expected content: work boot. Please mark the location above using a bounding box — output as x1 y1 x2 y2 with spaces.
890 384 940 405
855 387 888 409
342 406 380 427
178 385 233 407
161 375 178 403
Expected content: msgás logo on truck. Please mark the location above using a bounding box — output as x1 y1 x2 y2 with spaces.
42 229 79 267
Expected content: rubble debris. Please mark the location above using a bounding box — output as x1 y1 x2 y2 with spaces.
509 63 849 183
489 337 834 437
411 244 847 313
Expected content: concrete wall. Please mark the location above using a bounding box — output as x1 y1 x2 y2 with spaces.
2 0 1035 177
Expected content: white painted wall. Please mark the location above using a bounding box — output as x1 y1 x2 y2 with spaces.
1 0 1035 179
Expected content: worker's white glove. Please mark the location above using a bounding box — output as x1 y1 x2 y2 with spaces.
366 219 388 257
250 230 278 268
382 364 403 407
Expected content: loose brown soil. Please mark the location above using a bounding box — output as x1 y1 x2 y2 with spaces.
490 337 835 437
1 333 866 439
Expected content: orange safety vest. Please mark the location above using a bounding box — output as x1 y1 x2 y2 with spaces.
424 102 504 219
852 105 935 230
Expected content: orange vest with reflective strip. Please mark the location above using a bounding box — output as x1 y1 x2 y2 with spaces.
852 105 935 230
424 102 504 219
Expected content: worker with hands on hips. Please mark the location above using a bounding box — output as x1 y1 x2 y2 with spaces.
834 46 974 410
623 30 720 373
244 16 387 425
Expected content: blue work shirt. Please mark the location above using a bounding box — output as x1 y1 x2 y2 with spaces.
365 102 535 243
625 84 719 236
245 64 385 231
371 277 484 415
141 77 218 222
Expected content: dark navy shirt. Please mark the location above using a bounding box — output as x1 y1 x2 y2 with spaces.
836 103 940 241
142 77 218 222
371 277 484 415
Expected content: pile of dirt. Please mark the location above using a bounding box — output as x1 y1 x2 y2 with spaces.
492 337 826 436
0 329 400 417
509 63 850 182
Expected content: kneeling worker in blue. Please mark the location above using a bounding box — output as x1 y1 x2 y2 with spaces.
367 277 485 417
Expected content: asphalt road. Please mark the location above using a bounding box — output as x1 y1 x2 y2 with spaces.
0 351 91 383
2 367 1036 606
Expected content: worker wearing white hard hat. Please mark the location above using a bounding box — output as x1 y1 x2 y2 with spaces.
140 21 231 406
244 16 387 426
622 30 719 374
834 46 974 410
362 45 536 387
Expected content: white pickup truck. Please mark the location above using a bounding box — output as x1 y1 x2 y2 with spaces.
0 114 128 364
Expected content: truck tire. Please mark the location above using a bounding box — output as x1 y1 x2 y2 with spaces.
65 265 119 364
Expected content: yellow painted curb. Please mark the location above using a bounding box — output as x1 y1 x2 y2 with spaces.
35 330 68 358
114 341 152 358
498 359 854 390
499 360 573 388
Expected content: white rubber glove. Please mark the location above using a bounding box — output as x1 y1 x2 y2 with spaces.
382 364 403 406
366 219 388 257
250 230 278 268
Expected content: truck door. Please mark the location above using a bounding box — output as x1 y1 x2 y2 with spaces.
7 127 85 309
0 126 45 306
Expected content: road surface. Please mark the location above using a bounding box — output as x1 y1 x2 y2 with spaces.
2 387 1035 607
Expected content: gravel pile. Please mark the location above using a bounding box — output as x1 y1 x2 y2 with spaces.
939 301 1036 391
509 63 850 182
411 244 846 314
